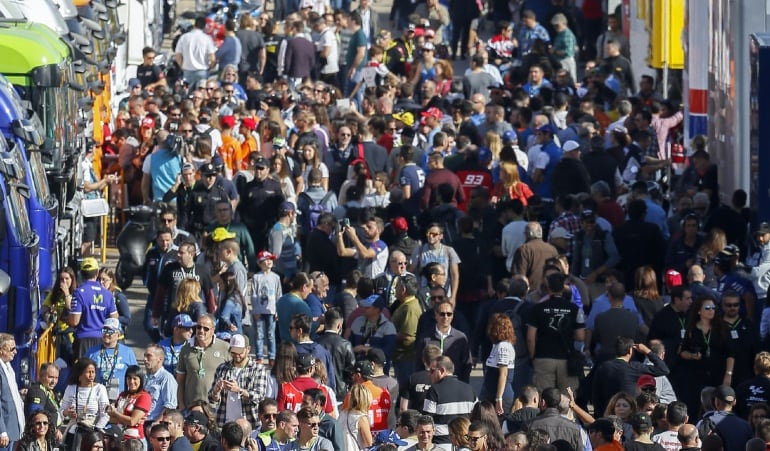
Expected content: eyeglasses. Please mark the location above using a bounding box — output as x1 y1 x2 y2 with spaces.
170 114 182 118
34 422 49 426
153 437 171 442
102 330 117 335
305 422 320 428
466 435 486 442
724 303 740 308
427 232 442 237
196 325 212 331
437 312 453 317
703 305 717 311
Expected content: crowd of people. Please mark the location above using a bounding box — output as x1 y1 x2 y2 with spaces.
13 0 770 451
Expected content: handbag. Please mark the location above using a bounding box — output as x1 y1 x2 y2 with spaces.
81 198 110 218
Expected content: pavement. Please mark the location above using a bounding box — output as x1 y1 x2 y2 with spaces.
115 0 485 392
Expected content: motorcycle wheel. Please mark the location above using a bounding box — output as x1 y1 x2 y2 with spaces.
115 260 133 290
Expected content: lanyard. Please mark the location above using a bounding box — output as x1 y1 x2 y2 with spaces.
703 330 712 353
75 386 94 415
99 346 120 383
677 316 686 332
728 319 742 330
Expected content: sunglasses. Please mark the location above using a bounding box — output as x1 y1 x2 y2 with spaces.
437 312 453 317
724 303 740 308
196 325 212 331
466 435 486 442
153 437 171 442
703 305 717 311
102 329 118 335
305 422 320 428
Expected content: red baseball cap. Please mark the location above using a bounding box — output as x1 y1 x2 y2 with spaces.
140 117 155 129
241 117 257 131
220 115 236 129
421 107 443 120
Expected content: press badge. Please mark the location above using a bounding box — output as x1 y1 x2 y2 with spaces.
197 368 205 378
681 329 685 339
107 378 120 400
731 330 739 339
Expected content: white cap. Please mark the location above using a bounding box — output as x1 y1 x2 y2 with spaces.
229 334 247 350
562 140 581 152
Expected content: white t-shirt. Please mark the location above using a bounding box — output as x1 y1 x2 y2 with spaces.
486 340 515 368
175 29 217 71
316 28 339 74
652 430 682 451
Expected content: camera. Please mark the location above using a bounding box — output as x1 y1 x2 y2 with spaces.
166 133 185 156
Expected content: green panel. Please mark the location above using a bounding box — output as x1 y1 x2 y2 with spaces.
0 22 68 86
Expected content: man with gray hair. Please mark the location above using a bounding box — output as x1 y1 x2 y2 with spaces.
512 222 559 293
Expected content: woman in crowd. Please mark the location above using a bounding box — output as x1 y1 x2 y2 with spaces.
696 228 727 288
493 161 532 206
17 411 56 451
216 271 246 334
98 268 131 335
338 384 373 449
603 392 637 443
167 278 205 336
268 342 298 398
633 266 664 328
60 358 110 440
469 402 505 450
338 161 371 206
106 365 151 441
480 313 516 416
448 417 471 451
679 295 734 419
299 138 329 192
43 267 78 363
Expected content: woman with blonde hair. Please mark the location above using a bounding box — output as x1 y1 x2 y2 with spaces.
492 161 533 206
168 278 205 335
448 417 471 450
338 384 373 450
633 266 664 328
486 131 502 163
434 60 454 96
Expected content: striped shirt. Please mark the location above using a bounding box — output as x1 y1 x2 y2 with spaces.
421 376 476 441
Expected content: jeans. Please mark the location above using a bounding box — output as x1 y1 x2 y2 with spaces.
183 70 208 89
255 314 277 359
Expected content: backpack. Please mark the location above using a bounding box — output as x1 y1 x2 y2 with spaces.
432 207 460 246
299 191 334 237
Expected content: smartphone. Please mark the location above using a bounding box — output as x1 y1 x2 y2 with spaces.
342 218 350 228
336 98 351 113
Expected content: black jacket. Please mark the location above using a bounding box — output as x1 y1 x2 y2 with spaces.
592 352 670 417
316 331 356 399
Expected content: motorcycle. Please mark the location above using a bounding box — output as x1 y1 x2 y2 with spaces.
115 206 159 290
179 0 262 48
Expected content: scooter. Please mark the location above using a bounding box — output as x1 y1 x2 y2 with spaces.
115 206 159 290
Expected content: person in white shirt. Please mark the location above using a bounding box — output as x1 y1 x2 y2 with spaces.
174 17 216 88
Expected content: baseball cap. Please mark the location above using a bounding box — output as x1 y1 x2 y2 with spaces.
272 137 287 149
535 123 555 134
354 360 374 378
128 78 141 89
367 347 387 366
502 130 518 143
174 314 195 328
254 157 270 169
300 0 312 8
185 411 208 426
580 209 596 219
211 154 225 168
422 42 435 51
631 412 653 430
549 227 573 240
229 334 247 351
182 162 196 172
81 257 99 271
637 374 656 389
211 227 236 242
715 384 736 403
392 111 415 127
421 107 443 120
390 217 408 233
103 318 121 332
374 430 407 447
359 294 384 309
199 106 213 117
478 146 492 162
200 163 217 176
141 117 155 129
562 140 581 152
280 201 296 213
425 28 435 39
220 115 236 129
406 23 416 32
756 222 770 236
296 353 316 370
257 250 277 262
242 117 257 131
714 250 733 265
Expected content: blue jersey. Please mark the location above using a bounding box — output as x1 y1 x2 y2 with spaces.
71 281 117 339
158 338 187 374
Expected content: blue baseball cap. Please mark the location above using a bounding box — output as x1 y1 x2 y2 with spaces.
535 123 556 134
502 130 518 143
373 430 407 447
359 294 384 309
173 314 195 328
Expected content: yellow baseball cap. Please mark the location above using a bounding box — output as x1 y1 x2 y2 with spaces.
81 257 99 271
211 227 236 242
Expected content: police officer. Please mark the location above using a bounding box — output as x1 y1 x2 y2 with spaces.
237 156 284 252
188 162 233 238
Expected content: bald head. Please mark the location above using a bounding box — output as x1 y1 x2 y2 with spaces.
677 424 698 447
688 265 705 282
